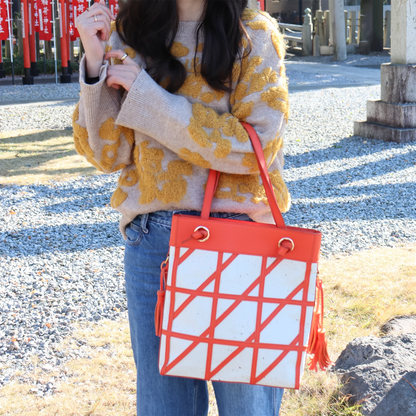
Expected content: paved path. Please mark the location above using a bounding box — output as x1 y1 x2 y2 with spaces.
286 61 381 91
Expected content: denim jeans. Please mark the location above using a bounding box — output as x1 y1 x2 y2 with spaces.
124 210 284 416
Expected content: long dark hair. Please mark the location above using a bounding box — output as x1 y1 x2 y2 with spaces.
116 0 250 93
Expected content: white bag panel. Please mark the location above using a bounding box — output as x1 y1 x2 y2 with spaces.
166 341 208 379
293 289 303 301
162 291 171 331
256 350 298 388
248 285 260 297
303 306 314 347
264 259 307 299
168 336 194 364
308 263 318 301
299 351 307 380
260 304 301 345
176 249 218 290
159 334 167 369
167 247 176 286
203 281 215 293
172 295 213 337
212 347 253 383
255 348 285 377
174 292 190 312
210 344 239 372
219 254 262 295
215 298 235 319
222 252 233 262
179 247 190 257
214 301 257 341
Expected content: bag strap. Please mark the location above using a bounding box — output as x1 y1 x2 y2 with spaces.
201 122 286 229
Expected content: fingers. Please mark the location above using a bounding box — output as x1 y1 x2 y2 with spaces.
90 13 111 40
104 49 136 66
76 3 113 42
87 1 114 21
106 62 142 91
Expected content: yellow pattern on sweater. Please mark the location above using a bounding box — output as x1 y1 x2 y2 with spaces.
188 103 248 158
242 136 283 172
138 141 193 204
215 168 289 210
72 104 103 172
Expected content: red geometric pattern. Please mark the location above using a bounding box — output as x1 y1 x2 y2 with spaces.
159 245 318 389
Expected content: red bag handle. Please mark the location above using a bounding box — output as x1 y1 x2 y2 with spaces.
201 122 286 229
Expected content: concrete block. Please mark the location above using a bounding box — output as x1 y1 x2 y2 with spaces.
381 64 416 103
320 45 334 55
354 121 416 143
366 100 416 128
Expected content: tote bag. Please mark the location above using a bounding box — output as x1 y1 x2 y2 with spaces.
155 123 331 389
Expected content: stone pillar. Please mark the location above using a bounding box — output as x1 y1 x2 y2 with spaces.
354 0 416 143
315 11 324 47
302 8 313 55
330 0 346 61
247 0 259 10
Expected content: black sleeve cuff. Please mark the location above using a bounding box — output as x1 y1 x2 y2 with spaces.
86 76 100 85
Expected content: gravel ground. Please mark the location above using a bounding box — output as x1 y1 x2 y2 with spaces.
1 56 415 392
0 83 81 103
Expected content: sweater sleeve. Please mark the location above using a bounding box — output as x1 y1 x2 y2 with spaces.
72 23 138 173
115 12 289 175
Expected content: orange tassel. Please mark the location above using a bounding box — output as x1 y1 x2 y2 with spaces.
307 277 332 371
155 290 165 337
155 256 169 337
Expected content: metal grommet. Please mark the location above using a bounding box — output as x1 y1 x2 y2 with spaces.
120 53 128 62
194 226 210 242
278 237 295 251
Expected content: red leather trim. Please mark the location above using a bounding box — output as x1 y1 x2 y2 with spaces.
201 124 286 228
170 215 321 263
167 285 315 307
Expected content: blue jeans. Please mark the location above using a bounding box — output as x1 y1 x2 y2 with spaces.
124 210 284 416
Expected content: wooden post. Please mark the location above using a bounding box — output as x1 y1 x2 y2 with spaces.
45 40 53 59
29 0 39 75
21 0 34 83
59 0 71 82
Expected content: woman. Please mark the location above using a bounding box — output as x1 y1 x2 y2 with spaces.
73 0 290 414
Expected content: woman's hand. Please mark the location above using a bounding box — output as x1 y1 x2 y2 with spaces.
104 50 142 91
75 0 114 78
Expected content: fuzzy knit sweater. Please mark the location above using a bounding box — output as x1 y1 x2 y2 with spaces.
72 8 291 238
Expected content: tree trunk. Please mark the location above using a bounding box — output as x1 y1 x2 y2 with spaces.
359 0 373 54
372 0 384 51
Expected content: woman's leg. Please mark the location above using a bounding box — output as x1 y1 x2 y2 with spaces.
124 213 209 416
212 382 284 416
